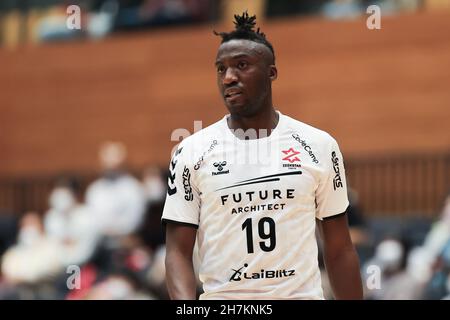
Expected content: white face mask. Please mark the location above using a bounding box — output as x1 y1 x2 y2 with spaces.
375 239 404 271
105 278 133 299
18 226 42 247
49 188 76 212
144 177 165 202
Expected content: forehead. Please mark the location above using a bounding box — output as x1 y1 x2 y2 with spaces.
216 39 268 61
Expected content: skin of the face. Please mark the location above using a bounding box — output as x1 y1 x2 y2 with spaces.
215 39 277 119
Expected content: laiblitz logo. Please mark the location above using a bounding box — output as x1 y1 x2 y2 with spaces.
212 161 229 176
282 148 301 169
230 263 248 281
229 263 295 282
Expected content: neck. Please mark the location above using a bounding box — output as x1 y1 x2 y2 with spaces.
227 106 279 139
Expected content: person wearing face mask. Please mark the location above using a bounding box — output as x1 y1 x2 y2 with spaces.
45 184 78 239
1 212 63 287
137 166 167 250
85 142 146 238
44 178 100 267
142 166 166 205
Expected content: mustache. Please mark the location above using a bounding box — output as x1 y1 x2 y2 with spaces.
223 84 242 90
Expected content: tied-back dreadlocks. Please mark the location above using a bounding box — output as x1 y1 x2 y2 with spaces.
214 11 275 64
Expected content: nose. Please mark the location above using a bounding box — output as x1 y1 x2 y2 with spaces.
223 67 238 85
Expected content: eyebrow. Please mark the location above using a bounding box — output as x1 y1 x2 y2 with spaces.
215 53 252 65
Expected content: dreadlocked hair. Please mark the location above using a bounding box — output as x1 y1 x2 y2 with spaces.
214 11 275 63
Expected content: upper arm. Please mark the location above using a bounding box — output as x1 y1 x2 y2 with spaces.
317 212 354 257
165 223 197 259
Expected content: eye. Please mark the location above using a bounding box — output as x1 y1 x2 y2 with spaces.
217 65 225 74
237 61 248 69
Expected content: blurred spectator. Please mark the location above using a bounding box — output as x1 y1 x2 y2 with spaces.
1 212 63 288
44 177 100 267
0 210 19 257
113 0 211 31
363 193 450 300
361 0 422 15
421 193 450 258
321 0 363 20
138 166 166 250
422 238 450 299
69 232 159 299
362 237 405 299
421 193 450 299
86 141 146 238
142 166 166 205
84 272 155 299
368 245 432 299
86 0 119 39
36 3 85 42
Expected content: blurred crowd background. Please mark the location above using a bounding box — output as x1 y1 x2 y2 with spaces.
2 0 449 47
0 0 449 300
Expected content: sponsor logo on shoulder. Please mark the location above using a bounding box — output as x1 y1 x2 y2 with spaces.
194 140 218 170
182 166 193 201
291 133 319 164
332 151 343 190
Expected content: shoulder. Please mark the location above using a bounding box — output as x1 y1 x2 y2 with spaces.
284 116 338 150
171 118 224 162
282 113 338 146
280 113 343 166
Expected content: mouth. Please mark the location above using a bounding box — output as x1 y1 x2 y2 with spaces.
225 92 242 99
224 88 243 100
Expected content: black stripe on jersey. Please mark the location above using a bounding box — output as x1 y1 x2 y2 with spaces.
238 171 302 183
216 171 302 191
161 218 198 229
217 177 280 191
322 211 347 220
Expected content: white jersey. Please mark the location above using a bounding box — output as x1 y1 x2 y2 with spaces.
162 111 349 300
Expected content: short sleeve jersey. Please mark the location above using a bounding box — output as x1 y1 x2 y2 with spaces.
162 111 349 299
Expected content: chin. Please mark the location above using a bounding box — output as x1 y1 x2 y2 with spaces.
225 102 254 117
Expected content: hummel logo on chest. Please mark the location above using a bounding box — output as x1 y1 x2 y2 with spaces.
212 161 229 176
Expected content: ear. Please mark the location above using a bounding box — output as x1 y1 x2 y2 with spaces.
269 65 277 81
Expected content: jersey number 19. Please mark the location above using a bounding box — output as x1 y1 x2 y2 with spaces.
241 217 276 254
